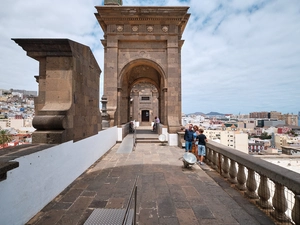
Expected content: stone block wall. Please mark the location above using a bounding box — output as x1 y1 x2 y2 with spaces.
13 39 102 143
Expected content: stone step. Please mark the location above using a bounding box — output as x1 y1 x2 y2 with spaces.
136 138 162 143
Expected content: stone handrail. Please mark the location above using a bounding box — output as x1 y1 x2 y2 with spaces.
205 141 300 225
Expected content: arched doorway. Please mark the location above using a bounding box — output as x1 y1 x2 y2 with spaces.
118 61 165 126
130 82 159 126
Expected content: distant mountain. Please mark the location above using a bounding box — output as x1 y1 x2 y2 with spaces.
193 112 206 115
206 111 225 116
185 111 225 116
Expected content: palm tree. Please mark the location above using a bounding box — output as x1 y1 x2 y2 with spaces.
0 130 11 149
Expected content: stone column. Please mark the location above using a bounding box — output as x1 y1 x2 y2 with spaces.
101 95 110 128
166 36 182 133
103 37 118 126
132 90 139 122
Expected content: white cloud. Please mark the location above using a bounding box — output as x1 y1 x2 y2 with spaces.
0 0 299 115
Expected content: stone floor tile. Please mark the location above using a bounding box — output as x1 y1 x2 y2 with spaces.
176 208 199 225
140 201 157 209
182 186 200 198
173 201 190 209
191 204 215 220
106 197 125 208
138 208 159 225
158 217 180 225
59 188 83 203
27 210 65 225
157 194 176 217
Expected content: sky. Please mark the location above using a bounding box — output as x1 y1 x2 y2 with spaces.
0 0 299 115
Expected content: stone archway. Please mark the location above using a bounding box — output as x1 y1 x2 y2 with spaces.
95 5 190 133
118 59 166 126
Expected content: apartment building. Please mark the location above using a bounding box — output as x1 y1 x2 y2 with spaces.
204 129 248 154
274 134 300 150
278 113 298 126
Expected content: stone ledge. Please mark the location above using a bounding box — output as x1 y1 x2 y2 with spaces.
0 161 19 181
0 144 57 182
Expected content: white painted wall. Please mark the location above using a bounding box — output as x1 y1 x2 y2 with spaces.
162 127 168 141
168 133 178 146
117 127 123 142
0 126 117 225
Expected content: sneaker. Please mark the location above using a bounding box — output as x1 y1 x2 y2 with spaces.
200 162 203 165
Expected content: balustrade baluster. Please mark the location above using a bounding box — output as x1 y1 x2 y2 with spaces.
206 147 212 165
228 159 237 184
271 182 290 223
212 150 217 170
245 169 258 199
221 156 229 178
257 175 272 209
292 194 300 225
236 163 246 191
216 152 220 173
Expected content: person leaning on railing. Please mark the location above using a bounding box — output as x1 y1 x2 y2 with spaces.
184 124 194 152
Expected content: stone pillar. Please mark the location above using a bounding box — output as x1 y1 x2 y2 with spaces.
13 39 102 144
152 90 159 123
166 35 182 133
132 90 139 122
101 95 110 128
102 37 118 127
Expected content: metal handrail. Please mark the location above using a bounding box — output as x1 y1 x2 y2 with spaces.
122 176 138 225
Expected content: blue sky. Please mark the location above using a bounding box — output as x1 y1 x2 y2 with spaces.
0 0 299 115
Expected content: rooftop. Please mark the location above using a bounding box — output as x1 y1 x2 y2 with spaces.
24 128 275 225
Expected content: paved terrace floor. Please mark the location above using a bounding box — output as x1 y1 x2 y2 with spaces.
26 127 275 225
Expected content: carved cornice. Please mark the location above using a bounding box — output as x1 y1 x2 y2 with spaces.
95 6 190 35
99 17 185 22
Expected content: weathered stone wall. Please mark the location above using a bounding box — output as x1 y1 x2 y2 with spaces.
13 39 102 143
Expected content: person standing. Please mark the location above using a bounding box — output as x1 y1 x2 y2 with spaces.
192 125 200 156
152 116 160 131
196 128 208 165
155 116 160 124
184 124 194 152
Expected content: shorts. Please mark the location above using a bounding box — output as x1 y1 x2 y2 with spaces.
185 141 192 152
198 145 206 156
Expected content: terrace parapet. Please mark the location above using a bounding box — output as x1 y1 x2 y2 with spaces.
206 141 300 225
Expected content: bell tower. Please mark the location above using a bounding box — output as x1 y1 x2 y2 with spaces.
95 4 190 133
104 0 123 5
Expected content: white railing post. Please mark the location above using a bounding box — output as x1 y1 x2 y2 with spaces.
228 159 237 184
245 169 259 199
257 175 272 209
212 150 218 170
221 156 229 178
206 147 212 166
236 164 246 191
271 182 290 223
292 194 300 225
